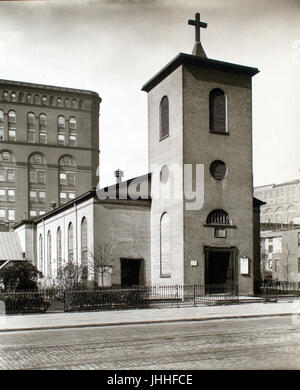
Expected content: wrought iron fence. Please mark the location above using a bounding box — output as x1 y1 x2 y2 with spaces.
0 283 240 314
260 281 300 302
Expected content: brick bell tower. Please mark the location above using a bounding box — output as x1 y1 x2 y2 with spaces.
142 13 259 294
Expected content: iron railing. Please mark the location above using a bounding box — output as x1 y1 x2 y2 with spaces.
0 283 240 314
260 281 300 302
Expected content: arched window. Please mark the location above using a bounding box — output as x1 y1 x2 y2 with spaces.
209 88 227 133
64 98 70 108
57 227 62 274
11 92 17 102
79 99 83 110
49 96 54 106
160 212 171 277
275 207 284 223
81 217 88 280
47 231 52 278
28 153 46 217
39 114 47 144
8 110 16 123
69 117 77 146
39 234 43 274
42 95 47 105
18 92 24 103
206 209 232 225
59 155 76 203
7 111 16 141
26 94 32 104
72 99 77 109
34 94 40 104
27 112 36 143
159 96 169 140
68 222 74 262
3 91 9 101
57 97 62 107
57 115 66 145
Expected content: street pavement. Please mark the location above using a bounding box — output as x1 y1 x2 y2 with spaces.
1 300 300 332
1 317 300 370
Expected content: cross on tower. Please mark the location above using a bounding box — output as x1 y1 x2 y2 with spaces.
188 12 207 42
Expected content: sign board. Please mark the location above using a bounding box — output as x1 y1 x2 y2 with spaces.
240 257 250 275
190 260 198 267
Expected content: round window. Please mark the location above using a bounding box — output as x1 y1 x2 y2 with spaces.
210 160 227 180
160 165 169 183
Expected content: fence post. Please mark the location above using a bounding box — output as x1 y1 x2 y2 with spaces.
193 284 196 307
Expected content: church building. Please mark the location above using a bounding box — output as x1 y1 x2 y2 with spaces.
5 13 263 294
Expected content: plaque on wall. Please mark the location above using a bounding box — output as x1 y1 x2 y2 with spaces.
240 257 250 275
190 260 198 267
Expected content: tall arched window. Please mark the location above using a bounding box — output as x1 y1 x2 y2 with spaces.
8 111 16 141
11 92 17 102
57 97 62 107
81 217 88 280
57 227 62 274
42 95 47 105
160 212 171 277
287 205 296 223
59 155 76 203
69 117 77 146
209 88 227 133
206 209 232 225
27 112 36 143
159 96 169 140
57 115 66 145
28 153 47 217
68 222 74 262
39 114 47 144
39 234 43 274
64 98 70 108
34 94 40 104
72 99 77 109
47 231 52 278
0 110 4 141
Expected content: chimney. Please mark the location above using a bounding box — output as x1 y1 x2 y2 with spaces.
50 201 56 210
114 169 124 184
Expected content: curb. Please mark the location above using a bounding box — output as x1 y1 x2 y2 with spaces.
0 312 293 333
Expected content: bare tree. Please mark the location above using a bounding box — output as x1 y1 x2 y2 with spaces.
89 243 114 288
56 261 87 290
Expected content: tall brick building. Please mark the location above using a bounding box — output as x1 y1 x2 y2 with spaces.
254 178 300 224
0 79 100 228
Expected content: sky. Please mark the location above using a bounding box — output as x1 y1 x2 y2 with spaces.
0 0 299 188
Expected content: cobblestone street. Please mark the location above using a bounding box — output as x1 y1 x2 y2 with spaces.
1 316 300 370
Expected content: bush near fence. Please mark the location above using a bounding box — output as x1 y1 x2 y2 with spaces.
64 287 148 311
2 292 51 314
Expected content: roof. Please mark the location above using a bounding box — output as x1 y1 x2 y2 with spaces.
254 179 300 190
142 52 259 92
0 78 100 99
253 197 266 207
13 173 152 228
0 232 25 261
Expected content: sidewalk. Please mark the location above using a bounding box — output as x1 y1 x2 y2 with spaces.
1 300 299 332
